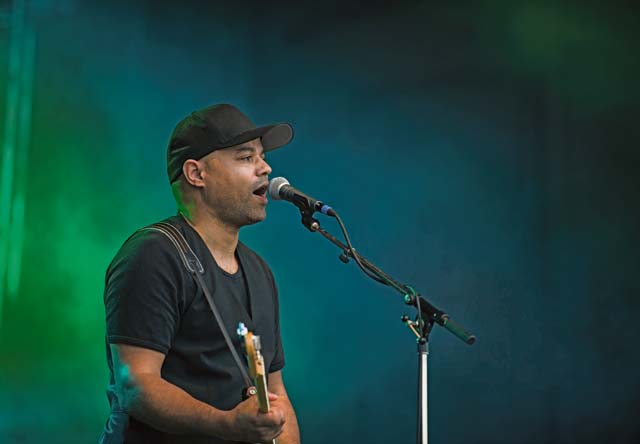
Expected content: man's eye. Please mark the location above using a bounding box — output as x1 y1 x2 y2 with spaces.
240 156 252 161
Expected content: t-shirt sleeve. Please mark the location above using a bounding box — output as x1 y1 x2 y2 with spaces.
266 266 285 373
104 230 185 354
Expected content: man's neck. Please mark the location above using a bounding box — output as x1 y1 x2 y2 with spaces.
180 207 239 263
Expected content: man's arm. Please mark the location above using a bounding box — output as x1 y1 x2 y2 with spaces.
111 343 285 443
268 370 300 444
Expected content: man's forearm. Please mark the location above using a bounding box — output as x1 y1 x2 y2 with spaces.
125 373 230 439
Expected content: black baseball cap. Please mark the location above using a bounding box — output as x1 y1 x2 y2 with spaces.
166 104 294 183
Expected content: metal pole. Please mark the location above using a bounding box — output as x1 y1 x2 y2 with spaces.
417 338 428 444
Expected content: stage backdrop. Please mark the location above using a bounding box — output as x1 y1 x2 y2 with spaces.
1 1 638 443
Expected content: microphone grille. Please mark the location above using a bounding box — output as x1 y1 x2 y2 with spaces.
268 177 290 200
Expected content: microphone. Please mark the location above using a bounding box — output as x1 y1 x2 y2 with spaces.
268 177 336 216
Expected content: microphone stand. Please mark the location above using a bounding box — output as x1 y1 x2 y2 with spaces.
294 204 475 444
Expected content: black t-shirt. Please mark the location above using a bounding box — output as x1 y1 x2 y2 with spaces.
101 215 284 444
217 253 252 319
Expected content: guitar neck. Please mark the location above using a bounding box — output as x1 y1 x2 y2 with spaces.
255 372 270 413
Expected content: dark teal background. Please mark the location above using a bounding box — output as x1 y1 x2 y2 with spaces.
1 1 639 443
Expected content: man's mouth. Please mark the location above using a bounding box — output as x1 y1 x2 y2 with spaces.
252 183 268 198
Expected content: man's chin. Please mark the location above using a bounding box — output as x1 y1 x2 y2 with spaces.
244 209 267 226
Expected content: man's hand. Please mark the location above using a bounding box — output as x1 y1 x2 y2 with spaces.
224 391 286 443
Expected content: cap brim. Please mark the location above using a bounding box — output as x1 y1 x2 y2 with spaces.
223 123 294 152
261 123 294 151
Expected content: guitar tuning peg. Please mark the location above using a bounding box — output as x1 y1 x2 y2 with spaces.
237 322 248 336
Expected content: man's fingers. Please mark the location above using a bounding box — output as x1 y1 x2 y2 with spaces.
267 391 279 401
254 408 286 431
269 406 286 426
261 416 285 442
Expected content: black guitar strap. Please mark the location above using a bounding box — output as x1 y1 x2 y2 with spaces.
138 221 253 389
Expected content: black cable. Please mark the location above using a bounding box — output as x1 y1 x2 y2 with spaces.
332 211 427 336
333 211 389 285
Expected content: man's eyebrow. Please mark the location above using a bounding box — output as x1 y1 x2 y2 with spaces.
232 146 264 155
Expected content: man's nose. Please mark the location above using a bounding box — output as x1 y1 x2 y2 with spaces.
258 156 272 176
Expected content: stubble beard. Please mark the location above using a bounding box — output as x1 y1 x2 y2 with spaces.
208 191 266 229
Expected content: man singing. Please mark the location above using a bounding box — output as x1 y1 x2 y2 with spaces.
100 104 300 444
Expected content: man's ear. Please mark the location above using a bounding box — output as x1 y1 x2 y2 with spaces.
182 159 206 187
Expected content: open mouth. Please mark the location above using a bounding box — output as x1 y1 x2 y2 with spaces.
253 183 268 198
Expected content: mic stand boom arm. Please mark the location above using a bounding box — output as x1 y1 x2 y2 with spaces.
301 213 475 345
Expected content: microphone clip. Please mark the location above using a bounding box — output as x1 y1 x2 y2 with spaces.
298 204 321 232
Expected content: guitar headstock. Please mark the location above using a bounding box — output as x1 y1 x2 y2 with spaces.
237 323 267 388
237 323 275 442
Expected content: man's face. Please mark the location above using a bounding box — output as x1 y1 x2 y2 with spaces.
198 138 272 228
